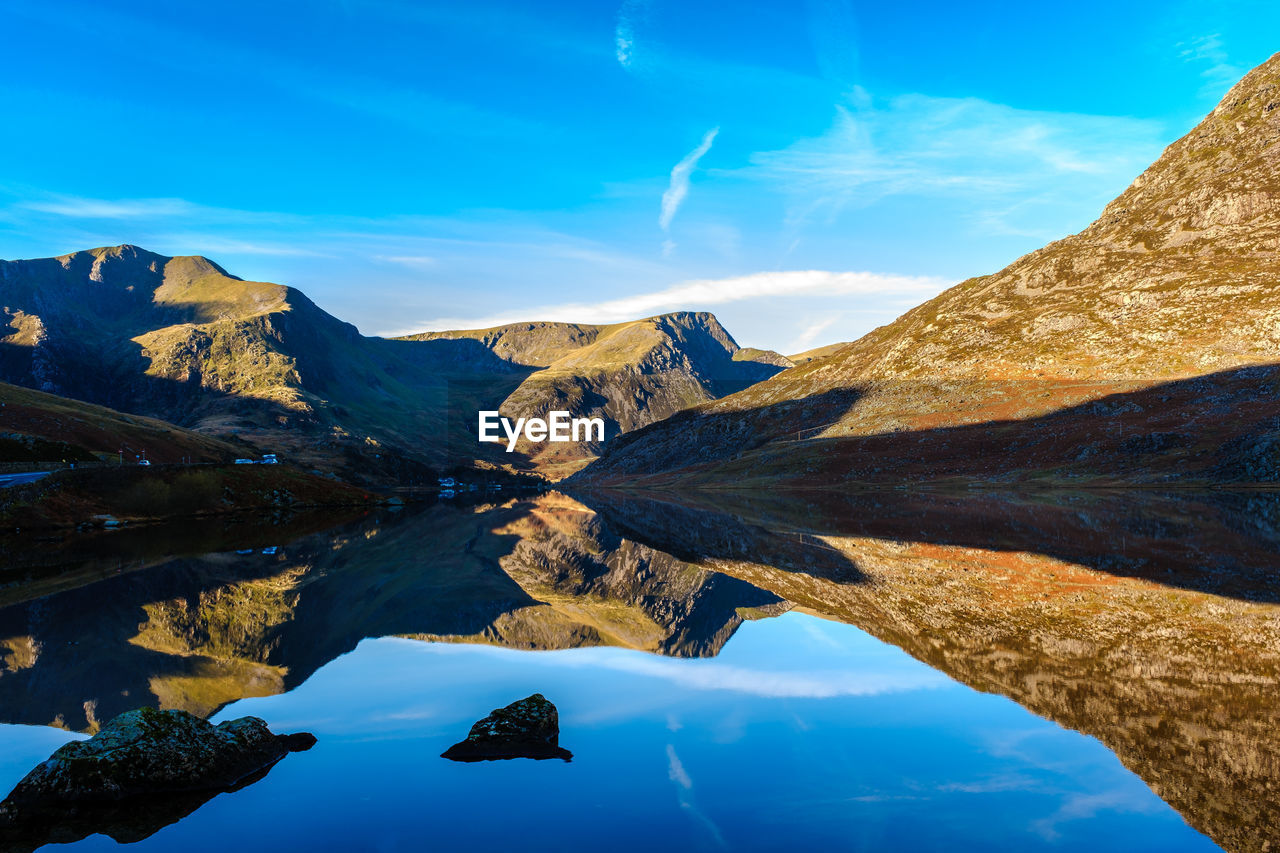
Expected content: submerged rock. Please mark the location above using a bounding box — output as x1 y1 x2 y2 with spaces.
0 707 314 850
442 693 572 762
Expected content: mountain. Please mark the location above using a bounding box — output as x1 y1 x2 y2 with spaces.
399 315 790 477
0 245 454 484
576 52 1280 488
0 380 243 466
0 246 783 482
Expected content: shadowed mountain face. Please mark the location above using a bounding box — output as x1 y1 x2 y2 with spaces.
0 495 783 731
401 314 790 478
0 246 784 481
581 488 1280 853
576 52 1280 488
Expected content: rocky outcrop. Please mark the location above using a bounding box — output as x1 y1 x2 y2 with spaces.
0 708 313 807
0 707 314 850
441 693 571 762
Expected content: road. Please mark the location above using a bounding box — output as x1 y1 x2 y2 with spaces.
0 471 52 488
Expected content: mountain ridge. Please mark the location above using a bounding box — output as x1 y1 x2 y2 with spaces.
1 247 785 482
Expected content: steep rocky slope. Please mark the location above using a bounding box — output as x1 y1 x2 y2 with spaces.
578 52 1280 487
400 315 789 477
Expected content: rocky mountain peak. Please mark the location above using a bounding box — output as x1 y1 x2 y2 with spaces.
1087 50 1280 252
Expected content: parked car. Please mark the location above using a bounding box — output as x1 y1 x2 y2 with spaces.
137 459 151 466
234 458 255 465
261 454 279 464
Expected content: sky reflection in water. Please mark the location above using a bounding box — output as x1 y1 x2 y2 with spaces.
0 611 1217 852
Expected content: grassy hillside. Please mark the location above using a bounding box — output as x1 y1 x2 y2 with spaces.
0 381 245 465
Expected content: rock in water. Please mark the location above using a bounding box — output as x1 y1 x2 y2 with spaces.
441 693 572 762
0 707 315 849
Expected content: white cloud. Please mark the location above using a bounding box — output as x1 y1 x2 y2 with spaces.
21 196 198 219
377 254 437 268
16 192 297 227
614 0 651 70
615 25 635 68
157 234 325 257
407 638 950 699
1180 34 1246 97
578 653 948 697
1032 788 1163 842
666 744 692 788
737 94 1166 239
660 127 720 245
392 268 949 335
787 313 844 354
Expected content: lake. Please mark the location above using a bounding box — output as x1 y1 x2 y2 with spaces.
0 489 1275 852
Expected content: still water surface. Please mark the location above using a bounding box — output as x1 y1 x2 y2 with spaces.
0 490 1273 851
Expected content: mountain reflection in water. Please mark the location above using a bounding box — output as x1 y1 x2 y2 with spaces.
0 489 1275 852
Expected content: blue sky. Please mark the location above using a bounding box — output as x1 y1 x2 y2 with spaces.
2 0 1277 353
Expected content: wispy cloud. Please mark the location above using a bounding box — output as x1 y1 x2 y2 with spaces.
615 0 648 70
666 743 727 847
156 235 325 257
22 197 199 220
15 192 296 227
3 188 665 275
376 255 438 269
415 640 950 698
395 269 948 334
787 313 844 354
736 94 1166 240
1179 33 1246 98
1031 788 1163 842
660 127 720 252
666 744 693 788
